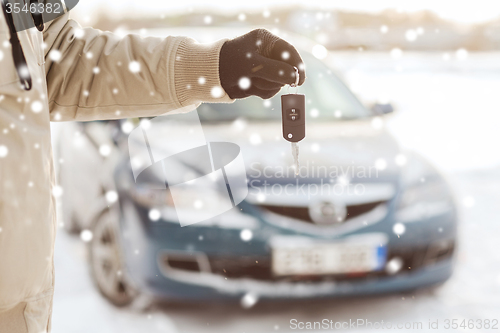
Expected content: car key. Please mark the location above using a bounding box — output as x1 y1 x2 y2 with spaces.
281 67 305 176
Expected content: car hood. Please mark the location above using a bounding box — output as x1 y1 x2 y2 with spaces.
125 117 403 186
201 119 402 184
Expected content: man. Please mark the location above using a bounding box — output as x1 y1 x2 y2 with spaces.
0 4 305 333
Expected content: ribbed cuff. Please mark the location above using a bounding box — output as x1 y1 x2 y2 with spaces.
173 37 234 106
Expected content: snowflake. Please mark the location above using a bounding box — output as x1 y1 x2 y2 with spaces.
203 15 212 25
194 200 204 210
262 9 270 18
240 229 253 242
49 50 61 62
311 143 320 152
85 52 93 59
210 86 224 98
0 50 4 61
249 133 262 145
148 209 161 221
337 174 350 186
74 28 85 39
405 29 417 42
238 77 251 90
232 118 247 131
121 121 134 134
140 119 151 130
310 108 319 118
380 25 388 34
99 144 111 157
395 154 407 166
393 223 406 235
281 51 290 60
105 191 118 204
390 48 403 59
129 61 141 73
463 196 475 208
80 230 93 242
371 117 384 130
0 145 8 158
375 158 387 171
456 48 468 60
198 77 206 85
241 292 258 309
19 65 29 79
312 44 327 59
130 157 143 169
52 185 63 198
386 257 403 275
238 13 246 21
92 67 100 74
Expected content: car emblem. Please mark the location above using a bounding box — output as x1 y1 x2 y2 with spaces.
308 200 347 225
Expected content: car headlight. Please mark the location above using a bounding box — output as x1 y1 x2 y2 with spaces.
395 153 454 223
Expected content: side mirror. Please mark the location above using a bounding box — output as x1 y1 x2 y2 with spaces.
371 103 395 115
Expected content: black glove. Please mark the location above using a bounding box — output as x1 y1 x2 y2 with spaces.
219 29 306 100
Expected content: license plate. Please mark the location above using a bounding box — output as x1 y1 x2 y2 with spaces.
271 234 387 276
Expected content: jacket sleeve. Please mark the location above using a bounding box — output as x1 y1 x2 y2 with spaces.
43 14 233 122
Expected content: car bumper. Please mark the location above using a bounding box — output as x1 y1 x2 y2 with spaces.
120 199 457 302
139 257 453 301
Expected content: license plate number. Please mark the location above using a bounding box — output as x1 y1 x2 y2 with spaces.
271 235 387 276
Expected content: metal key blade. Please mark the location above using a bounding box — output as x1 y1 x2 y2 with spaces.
291 142 299 176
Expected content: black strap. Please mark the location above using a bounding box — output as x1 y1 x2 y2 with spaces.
0 0 32 90
30 0 44 32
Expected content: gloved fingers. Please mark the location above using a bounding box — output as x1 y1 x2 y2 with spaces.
251 54 298 86
252 87 281 100
223 85 281 100
270 39 306 86
251 77 285 91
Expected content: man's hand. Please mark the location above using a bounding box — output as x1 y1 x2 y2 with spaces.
219 29 306 100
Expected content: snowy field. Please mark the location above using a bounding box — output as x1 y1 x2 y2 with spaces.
51 52 500 332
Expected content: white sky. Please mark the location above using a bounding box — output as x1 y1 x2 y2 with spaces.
72 0 500 24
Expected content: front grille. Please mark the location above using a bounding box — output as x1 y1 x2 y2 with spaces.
259 201 385 225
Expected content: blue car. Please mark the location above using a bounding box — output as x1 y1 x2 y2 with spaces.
57 48 457 307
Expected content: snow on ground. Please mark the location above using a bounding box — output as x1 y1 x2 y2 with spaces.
51 52 500 332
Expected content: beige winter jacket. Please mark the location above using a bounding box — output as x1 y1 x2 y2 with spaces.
0 11 232 332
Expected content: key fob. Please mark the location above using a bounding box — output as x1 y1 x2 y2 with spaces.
281 93 305 143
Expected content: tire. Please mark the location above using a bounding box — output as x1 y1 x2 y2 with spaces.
88 210 136 307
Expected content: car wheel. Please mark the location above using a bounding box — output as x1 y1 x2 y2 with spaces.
89 210 135 306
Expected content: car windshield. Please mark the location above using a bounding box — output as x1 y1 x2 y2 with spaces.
197 52 372 122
